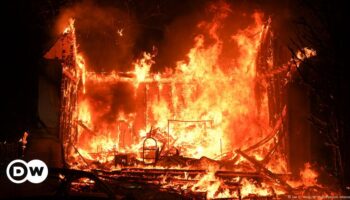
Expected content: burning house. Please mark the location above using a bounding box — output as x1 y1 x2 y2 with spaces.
1 0 349 199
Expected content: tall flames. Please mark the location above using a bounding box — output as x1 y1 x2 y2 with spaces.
51 3 330 198
74 9 272 163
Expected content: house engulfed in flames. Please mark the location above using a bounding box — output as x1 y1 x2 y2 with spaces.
43 5 336 199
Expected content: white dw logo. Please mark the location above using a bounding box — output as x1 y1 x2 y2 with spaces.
6 159 48 184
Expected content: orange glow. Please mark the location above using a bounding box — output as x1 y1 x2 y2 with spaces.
240 178 272 197
69 10 273 163
287 162 319 188
133 52 155 86
70 9 273 169
54 3 322 197
300 163 318 186
63 18 74 34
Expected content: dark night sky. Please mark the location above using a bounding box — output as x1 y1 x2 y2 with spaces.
2 1 43 140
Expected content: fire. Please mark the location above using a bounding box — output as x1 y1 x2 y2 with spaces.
287 162 319 188
133 51 155 86
76 54 86 93
146 11 268 160
51 2 332 198
78 100 91 124
70 9 274 196
192 172 225 198
62 20 73 34
296 47 317 61
68 8 271 163
300 163 318 186
62 18 75 34
240 178 272 197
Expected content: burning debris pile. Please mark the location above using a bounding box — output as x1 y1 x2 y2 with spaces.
43 2 338 199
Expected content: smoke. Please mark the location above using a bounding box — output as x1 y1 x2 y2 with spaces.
154 1 265 72
55 0 139 72
54 0 266 72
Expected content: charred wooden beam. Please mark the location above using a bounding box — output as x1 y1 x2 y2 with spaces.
235 149 293 192
242 106 286 153
49 168 116 199
76 120 96 135
72 144 90 167
62 68 78 82
93 168 265 181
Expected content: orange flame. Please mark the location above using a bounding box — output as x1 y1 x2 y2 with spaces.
56 4 328 198
71 10 271 164
134 52 155 86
